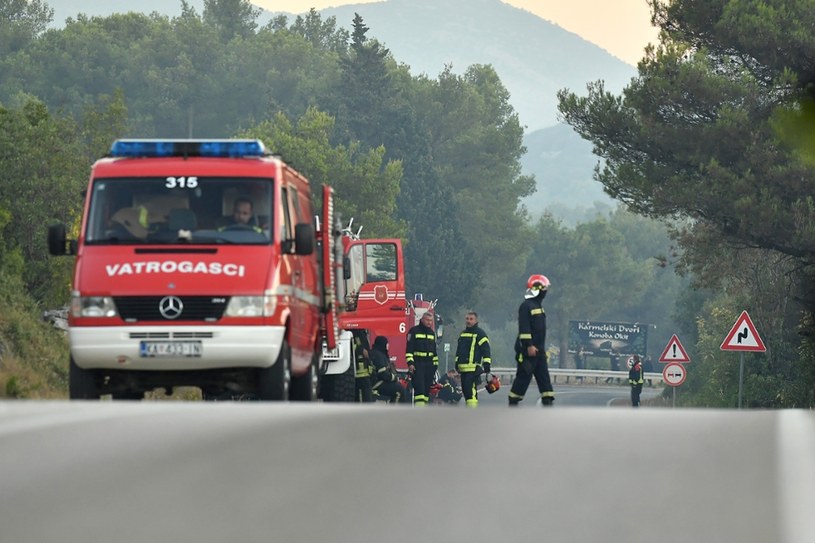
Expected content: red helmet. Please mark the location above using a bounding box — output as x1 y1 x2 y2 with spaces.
527 274 550 290
485 374 501 394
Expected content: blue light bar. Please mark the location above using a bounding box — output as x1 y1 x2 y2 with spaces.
109 139 267 158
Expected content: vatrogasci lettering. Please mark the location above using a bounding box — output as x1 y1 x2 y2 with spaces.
105 261 246 277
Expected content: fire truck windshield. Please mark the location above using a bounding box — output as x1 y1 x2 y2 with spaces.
85 177 273 245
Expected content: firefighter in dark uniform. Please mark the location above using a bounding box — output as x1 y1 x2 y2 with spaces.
405 312 439 406
509 274 555 407
628 354 644 407
371 336 405 403
455 311 492 408
352 329 374 402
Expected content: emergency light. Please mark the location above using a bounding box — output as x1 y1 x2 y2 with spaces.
109 139 267 158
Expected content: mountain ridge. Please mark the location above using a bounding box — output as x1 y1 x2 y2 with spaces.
314 0 635 132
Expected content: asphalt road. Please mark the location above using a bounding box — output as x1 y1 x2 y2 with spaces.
1 401 813 543
475 382 663 407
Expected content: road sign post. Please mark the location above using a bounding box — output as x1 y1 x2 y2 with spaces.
720 311 766 409
662 362 687 408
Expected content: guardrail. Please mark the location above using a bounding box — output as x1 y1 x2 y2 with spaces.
484 368 664 386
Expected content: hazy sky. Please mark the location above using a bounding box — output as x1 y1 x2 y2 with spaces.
252 0 660 65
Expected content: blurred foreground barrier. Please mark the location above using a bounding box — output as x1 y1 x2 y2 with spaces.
487 368 664 386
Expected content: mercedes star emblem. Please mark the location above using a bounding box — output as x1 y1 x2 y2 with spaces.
159 296 184 319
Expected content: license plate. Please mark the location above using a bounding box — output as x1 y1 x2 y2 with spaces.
140 341 202 358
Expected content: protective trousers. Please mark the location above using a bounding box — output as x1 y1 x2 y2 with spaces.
460 372 479 407
355 377 373 403
630 383 643 407
508 352 555 406
411 360 435 405
374 380 405 403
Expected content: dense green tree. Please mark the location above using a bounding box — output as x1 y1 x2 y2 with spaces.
287 8 349 54
558 0 815 300
248 23 344 126
242 108 405 239
419 65 535 322
323 14 480 307
606 210 690 350
0 0 52 55
530 213 651 364
683 248 804 408
557 0 815 405
397 148 479 308
333 13 393 146
0 96 125 306
202 0 260 41
0 12 174 129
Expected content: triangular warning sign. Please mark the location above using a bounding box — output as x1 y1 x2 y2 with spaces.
720 311 766 352
658 334 691 363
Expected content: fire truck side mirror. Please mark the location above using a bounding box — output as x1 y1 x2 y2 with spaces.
343 256 351 280
293 222 315 255
47 223 75 256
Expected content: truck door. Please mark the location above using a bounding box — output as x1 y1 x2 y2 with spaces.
280 184 308 367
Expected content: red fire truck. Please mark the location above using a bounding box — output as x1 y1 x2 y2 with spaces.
340 220 438 364
320 220 440 394
48 139 348 400
49 138 439 401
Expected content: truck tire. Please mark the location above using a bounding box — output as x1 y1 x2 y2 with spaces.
290 352 319 401
69 356 98 400
257 340 290 401
320 361 355 402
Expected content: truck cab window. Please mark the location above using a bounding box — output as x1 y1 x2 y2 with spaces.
86 177 273 245
366 243 397 282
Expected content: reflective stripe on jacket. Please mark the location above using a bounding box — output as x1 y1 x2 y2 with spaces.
515 298 546 353
405 324 438 365
455 326 491 373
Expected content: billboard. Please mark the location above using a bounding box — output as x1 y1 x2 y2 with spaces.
568 320 648 357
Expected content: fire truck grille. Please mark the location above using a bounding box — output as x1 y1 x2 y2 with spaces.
113 296 228 321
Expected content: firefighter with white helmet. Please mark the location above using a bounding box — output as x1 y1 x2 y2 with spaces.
508 274 555 407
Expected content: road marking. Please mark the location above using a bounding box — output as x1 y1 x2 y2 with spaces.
778 411 815 543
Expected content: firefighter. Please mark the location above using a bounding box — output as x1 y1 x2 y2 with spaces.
628 354 644 407
352 329 374 402
509 274 555 407
371 336 404 403
436 369 462 404
405 312 439 406
454 311 492 408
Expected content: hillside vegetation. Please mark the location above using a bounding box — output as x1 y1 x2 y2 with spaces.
1 0 814 407
45 0 631 214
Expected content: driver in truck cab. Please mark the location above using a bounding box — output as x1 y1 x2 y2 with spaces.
219 196 262 232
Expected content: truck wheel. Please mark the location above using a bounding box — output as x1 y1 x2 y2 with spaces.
69 356 98 400
320 360 355 402
257 340 290 401
290 352 318 401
